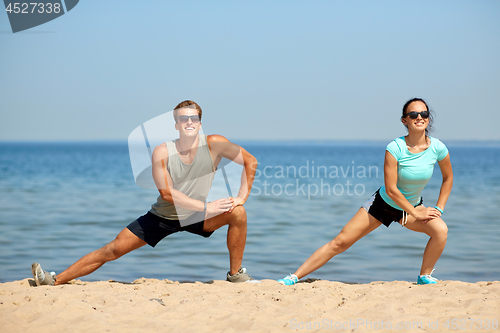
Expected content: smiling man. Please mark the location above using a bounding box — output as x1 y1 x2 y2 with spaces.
32 100 258 285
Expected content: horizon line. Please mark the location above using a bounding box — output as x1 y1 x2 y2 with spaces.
1 138 500 147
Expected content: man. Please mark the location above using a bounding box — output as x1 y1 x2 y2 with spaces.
32 100 258 285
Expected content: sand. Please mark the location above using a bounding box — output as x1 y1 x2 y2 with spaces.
1 278 499 333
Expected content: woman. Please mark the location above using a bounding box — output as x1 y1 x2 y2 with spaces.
278 98 453 285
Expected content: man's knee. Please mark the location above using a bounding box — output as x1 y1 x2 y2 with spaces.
99 242 120 262
229 206 247 225
101 235 133 262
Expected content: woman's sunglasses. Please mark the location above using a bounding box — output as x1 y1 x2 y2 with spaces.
405 111 430 119
177 115 200 124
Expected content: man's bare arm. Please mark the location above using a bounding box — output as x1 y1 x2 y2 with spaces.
207 135 258 208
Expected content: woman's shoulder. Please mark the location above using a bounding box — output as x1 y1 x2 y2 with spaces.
429 136 447 149
385 136 406 158
429 136 449 159
386 136 406 148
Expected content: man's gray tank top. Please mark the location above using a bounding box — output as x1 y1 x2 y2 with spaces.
150 134 215 220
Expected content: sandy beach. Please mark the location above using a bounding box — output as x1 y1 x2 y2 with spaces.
1 278 498 333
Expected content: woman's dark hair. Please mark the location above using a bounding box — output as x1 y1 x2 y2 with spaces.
402 97 434 134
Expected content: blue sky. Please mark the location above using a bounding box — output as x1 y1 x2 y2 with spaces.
1 0 499 141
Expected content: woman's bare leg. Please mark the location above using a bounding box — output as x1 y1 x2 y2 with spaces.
294 208 382 279
400 212 448 275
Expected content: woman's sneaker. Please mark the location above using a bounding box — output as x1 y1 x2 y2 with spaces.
31 263 57 286
226 267 259 283
277 274 298 286
417 269 438 285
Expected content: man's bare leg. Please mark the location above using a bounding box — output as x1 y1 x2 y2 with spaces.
55 228 147 285
203 206 247 276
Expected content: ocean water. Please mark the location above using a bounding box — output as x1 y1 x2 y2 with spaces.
0 141 499 284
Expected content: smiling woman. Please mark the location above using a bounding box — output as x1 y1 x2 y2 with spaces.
401 98 434 135
278 97 453 286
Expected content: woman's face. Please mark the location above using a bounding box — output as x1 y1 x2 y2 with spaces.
401 101 429 132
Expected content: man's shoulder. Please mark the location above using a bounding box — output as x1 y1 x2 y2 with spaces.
206 135 241 158
152 142 169 161
207 134 230 143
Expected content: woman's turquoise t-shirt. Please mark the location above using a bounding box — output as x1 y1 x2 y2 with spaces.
379 136 449 210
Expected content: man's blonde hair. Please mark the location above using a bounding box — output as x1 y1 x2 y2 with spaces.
173 100 202 122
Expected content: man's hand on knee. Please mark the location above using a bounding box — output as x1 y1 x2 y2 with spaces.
228 196 244 213
205 197 234 219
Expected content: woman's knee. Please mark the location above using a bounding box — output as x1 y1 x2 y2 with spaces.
327 236 352 254
439 221 448 241
429 219 448 241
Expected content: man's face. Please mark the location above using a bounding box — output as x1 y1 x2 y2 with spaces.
174 107 202 137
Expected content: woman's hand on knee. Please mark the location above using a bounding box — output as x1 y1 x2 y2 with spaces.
414 205 441 223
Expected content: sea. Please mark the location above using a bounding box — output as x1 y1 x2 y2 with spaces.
1 140 499 284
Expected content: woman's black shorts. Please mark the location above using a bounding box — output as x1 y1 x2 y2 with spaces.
362 189 423 227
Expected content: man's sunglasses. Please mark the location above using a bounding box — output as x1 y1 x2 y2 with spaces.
177 115 200 123
405 111 430 119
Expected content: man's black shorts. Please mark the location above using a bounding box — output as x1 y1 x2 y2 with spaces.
127 211 214 247
362 189 423 227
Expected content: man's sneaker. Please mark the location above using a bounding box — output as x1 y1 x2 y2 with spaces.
31 263 57 286
277 274 298 286
226 267 258 283
417 269 438 285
